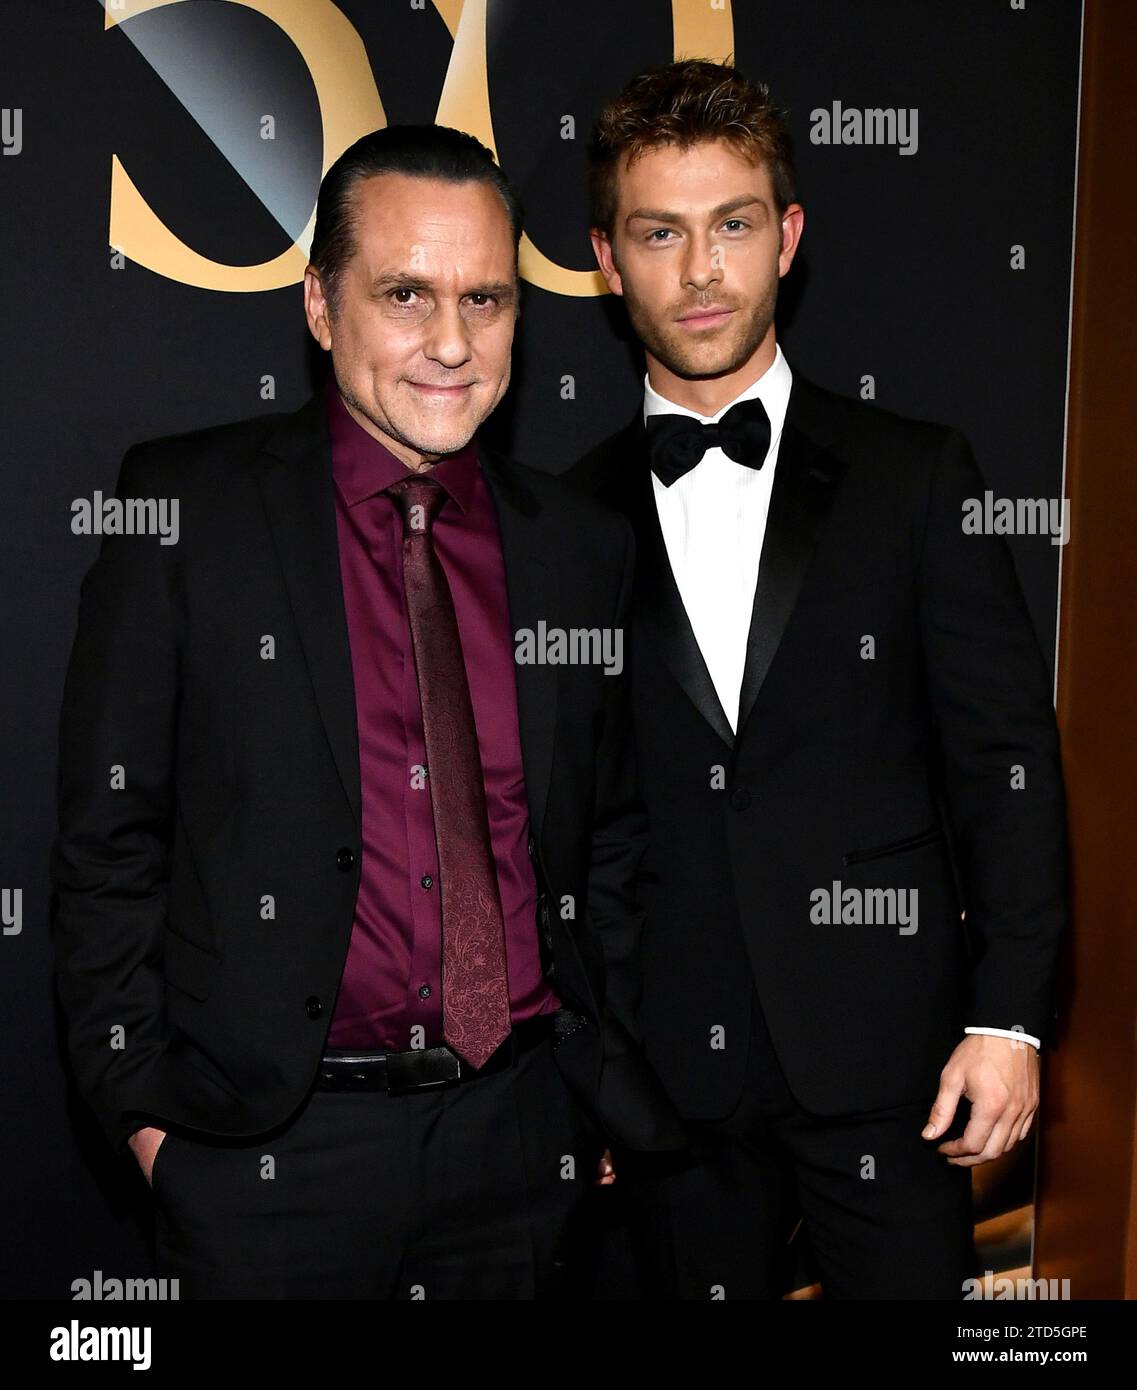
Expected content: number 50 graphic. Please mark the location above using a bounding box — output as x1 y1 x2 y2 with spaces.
106 0 735 296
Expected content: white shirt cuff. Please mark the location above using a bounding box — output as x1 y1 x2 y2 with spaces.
965 1026 1041 1051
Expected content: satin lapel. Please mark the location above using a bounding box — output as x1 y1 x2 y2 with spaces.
608 416 735 750
254 394 361 822
478 446 559 847
736 378 848 738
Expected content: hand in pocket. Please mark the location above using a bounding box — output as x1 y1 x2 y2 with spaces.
127 1126 169 1187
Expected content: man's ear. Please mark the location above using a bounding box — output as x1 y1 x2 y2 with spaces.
589 229 623 297
303 266 333 351
778 203 806 279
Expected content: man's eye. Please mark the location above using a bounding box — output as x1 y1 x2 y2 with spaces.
722 219 747 232
391 288 418 304
647 229 674 242
466 293 495 307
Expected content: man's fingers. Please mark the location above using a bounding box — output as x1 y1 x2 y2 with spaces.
1003 1101 1038 1153
931 1038 1039 1165
922 1073 964 1140
946 1110 1017 1167
937 1096 1003 1157
1002 1107 1030 1153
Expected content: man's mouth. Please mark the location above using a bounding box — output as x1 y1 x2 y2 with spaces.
406 381 475 396
676 307 735 329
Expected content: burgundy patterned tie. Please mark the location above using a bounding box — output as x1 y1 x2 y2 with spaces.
386 474 511 1068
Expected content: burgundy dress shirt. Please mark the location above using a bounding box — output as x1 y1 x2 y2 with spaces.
322 377 562 1051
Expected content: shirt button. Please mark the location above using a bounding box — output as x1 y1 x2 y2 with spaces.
305 996 323 1018
729 787 752 811
418 983 432 999
336 847 355 871
420 874 433 890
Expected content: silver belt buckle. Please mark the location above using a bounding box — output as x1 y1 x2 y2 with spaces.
384 1044 463 1094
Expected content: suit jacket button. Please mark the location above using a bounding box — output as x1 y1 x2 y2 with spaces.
527 834 535 858
335 847 355 871
305 996 323 1019
730 787 752 811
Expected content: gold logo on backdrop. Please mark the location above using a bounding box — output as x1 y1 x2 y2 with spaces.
107 0 734 295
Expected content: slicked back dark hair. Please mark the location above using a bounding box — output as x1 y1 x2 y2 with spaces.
309 124 523 313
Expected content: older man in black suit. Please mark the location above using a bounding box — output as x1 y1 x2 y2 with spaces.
50 124 682 1300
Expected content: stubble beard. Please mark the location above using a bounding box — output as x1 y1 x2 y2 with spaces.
336 374 467 466
621 273 779 383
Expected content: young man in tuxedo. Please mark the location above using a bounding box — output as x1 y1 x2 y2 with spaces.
570 61 1067 1299
50 123 683 1299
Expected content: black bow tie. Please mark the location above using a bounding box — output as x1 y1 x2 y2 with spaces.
646 396 772 487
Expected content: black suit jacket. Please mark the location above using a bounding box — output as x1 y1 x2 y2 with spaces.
50 392 686 1158
570 366 1068 1120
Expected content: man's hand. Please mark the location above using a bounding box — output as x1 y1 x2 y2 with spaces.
595 1148 616 1186
922 1034 1040 1166
127 1126 168 1186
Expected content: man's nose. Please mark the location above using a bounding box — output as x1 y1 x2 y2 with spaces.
421 299 473 370
683 234 722 292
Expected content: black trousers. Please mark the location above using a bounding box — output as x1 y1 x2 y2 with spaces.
621 987 976 1299
150 1032 607 1299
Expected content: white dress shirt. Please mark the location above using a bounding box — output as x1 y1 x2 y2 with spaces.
645 342 790 732
642 343 1040 1052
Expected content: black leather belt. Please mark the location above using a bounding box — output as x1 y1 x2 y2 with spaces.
317 1011 565 1094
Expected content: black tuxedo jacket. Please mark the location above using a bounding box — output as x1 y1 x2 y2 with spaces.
569 367 1068 1120
50 392 686 1158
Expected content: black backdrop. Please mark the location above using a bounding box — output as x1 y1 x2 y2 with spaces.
2 0 1081 1298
